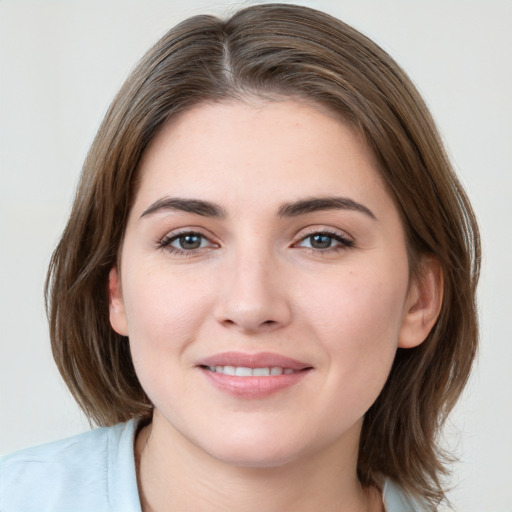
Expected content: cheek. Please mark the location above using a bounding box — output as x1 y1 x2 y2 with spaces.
308 271 407 333
302 266 409 365
121 267 216 411
121 266 212 360
302 270 408 421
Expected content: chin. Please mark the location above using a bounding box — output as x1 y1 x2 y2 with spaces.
210 445 301 469
197 429 308 469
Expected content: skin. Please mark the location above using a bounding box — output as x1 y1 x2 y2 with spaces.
109 99 442 512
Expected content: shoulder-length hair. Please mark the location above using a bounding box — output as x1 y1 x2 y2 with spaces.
46 3 480 507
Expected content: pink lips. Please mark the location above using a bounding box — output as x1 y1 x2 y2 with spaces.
200 351 311 370
198 351 313 399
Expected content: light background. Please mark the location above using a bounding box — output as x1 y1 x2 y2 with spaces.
0 1 511 510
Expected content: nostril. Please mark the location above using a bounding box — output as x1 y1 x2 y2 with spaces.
214 295 292 333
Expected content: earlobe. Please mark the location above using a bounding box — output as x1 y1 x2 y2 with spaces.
109 267 129 336
398 256 443 349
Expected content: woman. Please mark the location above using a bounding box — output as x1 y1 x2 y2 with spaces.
0 4 479 511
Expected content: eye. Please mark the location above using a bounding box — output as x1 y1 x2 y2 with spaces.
296 231 354 251
158 231 215 254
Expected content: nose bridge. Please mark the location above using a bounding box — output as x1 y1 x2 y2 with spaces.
215 236 291 332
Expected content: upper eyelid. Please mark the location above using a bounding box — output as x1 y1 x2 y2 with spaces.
291 227 356 252
160 227 216 241
157 230 218 252
294 226 353 241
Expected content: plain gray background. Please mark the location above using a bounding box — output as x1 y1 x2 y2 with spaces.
1 1 511 510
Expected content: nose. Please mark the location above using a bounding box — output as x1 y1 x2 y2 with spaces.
213 246 292 334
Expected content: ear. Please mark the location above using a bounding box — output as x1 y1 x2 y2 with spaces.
398 256 443 349
108 267 129 336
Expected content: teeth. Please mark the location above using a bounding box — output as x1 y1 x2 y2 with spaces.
222 365 235 375
253 367 270 376
235 366 252 377
207 366 297 377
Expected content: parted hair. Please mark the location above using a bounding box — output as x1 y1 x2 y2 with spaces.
46 3 480 508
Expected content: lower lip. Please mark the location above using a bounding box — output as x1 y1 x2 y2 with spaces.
200 368 311 399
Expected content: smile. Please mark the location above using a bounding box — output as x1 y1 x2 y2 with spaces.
206 366 298 377
198 351 313 398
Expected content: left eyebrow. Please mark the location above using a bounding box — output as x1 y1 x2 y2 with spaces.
277 196 377 220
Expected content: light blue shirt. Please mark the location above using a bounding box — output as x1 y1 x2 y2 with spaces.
0 420 425 511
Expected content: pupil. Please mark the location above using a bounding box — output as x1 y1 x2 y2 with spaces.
180 234 201 250
311 234 332 249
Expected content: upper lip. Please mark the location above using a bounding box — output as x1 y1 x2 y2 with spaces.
198 351 312 371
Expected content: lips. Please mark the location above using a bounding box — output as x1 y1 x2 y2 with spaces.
199 351 311 371
197 351 313 398
207 365 297 377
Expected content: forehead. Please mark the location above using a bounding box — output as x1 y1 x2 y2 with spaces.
133 99 391 216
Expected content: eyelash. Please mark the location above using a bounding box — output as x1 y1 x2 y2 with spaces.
158 231 215 256
157 229 354 256
294 230 354 252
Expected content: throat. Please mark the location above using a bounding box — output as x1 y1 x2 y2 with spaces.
134 418 382 512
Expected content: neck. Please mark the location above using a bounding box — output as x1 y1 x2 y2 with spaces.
135 412 382 512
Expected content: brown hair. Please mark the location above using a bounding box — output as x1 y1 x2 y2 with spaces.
46 3 480 508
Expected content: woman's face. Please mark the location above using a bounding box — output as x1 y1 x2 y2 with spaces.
110 99 425 467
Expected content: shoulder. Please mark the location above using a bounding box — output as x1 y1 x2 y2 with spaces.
0 420 141 512
382 478 432 512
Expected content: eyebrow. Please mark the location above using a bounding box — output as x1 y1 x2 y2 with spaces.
140 197 227 218
140 195 376 220
278 196 377 220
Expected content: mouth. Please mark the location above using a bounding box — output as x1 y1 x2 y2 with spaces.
198 351 312 371
202 365 300 377
197 352 313 398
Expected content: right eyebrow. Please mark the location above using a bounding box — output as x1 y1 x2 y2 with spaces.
140 197 227 219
